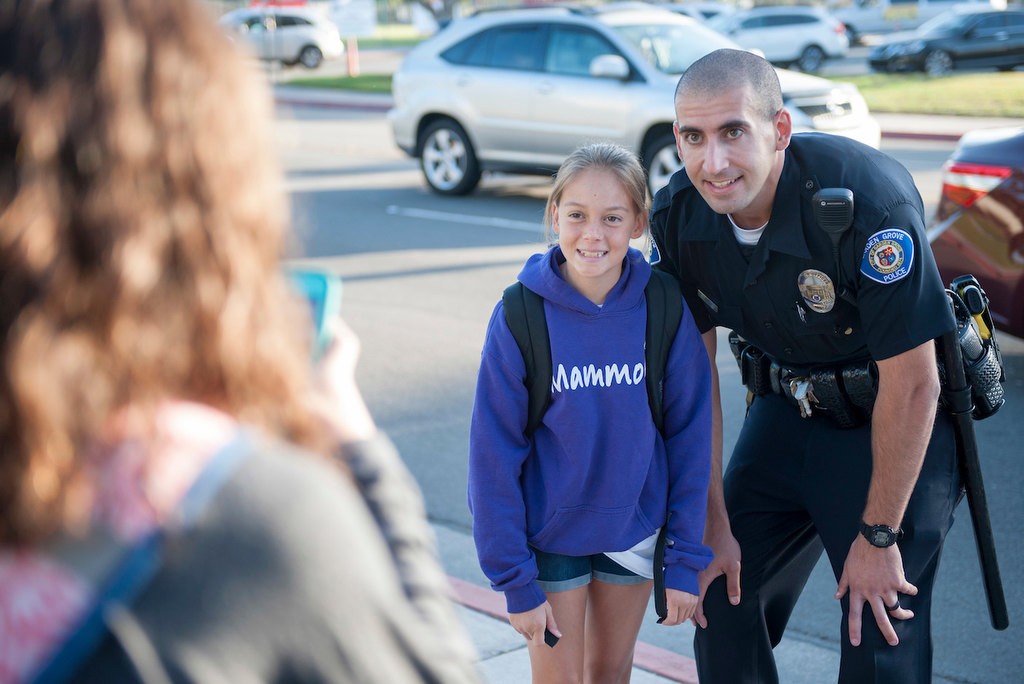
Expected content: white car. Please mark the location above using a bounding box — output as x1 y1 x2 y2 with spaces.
709 6 849 73
219 7 344 69
388 3 880 196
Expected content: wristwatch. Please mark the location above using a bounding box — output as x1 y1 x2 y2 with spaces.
859 522 903 548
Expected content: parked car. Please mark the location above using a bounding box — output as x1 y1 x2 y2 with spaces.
828 0 997 45
868 7 1024 75
929 126 1024 340
388 3 880 196
659 2 735 23
218 6 344 69
707 5 849 72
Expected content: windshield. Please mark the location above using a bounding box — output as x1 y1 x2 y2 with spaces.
609 21 738 74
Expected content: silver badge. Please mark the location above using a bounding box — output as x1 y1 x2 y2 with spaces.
797 269 836 314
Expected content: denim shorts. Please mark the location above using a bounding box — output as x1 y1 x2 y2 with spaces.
532 547 648 593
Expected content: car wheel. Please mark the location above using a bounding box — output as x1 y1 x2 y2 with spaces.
419 119 481 196
642 133 680 197
796 45 826 73
924 50 952 77
299 45 322 69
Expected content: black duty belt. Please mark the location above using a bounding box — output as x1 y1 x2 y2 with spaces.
729 331 877 429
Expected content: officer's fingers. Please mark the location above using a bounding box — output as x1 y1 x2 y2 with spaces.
847 597 865 647
901 580 919 597
726 561 742 606
835 571 849 600
871 601 900 646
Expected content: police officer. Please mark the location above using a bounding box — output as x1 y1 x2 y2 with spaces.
650 49 959 683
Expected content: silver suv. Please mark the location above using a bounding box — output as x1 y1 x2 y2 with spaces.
388 3 880 196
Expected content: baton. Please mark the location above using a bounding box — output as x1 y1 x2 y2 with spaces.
938 326 1009 630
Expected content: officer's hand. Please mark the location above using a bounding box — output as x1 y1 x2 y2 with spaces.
661 589 699 626
693 525 742 629
509 601 560 649
836 536 918 647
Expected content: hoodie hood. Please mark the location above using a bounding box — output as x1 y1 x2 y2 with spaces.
517 245 652 314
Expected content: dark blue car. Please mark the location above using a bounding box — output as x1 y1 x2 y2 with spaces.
869 7 1024 75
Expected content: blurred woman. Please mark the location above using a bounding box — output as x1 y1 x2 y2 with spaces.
0 0 479 681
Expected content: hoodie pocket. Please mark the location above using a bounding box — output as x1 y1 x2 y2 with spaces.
529 504 656 556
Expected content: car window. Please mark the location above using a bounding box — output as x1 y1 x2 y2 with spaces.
771 14 817 27
546 27 619 76
970 15 1003 34
611 21 735 73
276 15 312 28
441 24 545 71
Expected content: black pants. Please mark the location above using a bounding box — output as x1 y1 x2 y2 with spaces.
694 394 960 684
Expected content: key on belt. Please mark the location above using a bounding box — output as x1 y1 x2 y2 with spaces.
789 378 818 418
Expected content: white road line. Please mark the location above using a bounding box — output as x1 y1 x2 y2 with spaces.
386 205 542 233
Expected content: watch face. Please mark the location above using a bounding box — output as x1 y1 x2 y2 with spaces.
871 529 893 546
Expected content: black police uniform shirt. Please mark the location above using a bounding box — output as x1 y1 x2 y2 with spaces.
650 132 955 369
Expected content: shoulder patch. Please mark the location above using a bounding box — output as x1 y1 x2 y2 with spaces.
860 227 914 285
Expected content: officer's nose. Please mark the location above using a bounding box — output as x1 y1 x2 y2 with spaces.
704 139 729 175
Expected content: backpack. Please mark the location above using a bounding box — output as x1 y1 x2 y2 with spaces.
501 268 683 436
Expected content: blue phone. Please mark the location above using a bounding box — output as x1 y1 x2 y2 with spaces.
286 267 343 358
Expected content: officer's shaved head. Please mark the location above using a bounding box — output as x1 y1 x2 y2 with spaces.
675 49 783 122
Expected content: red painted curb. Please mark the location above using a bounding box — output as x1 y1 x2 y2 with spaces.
447 576 699 684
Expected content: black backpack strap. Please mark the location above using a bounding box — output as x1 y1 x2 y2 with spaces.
644 270 683 434
502 282 552 436
645 269 683 622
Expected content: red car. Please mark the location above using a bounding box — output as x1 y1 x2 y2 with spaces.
929 126 1024 340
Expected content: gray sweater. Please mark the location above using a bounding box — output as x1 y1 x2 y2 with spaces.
71 434 480 684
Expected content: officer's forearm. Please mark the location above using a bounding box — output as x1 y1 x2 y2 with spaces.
863 342 941 526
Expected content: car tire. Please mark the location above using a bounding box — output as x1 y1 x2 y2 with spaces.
796 45 826 73
642 132 680 198
419 119 482 196
924 49 952 77
299 45 322 69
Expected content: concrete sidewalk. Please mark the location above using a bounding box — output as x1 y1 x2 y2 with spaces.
271 84 1021 142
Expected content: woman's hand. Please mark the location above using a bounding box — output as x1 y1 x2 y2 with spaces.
311 319 377 444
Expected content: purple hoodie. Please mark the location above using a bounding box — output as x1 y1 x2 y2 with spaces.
468 246 713 614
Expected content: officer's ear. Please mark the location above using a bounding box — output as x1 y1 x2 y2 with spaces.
774 108 792 150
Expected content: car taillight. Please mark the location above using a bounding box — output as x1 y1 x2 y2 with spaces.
941 160 1012 209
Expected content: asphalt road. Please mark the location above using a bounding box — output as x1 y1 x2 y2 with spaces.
274 103 1023 684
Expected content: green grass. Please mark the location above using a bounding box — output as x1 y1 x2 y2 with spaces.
352 24 426 50
841 72 1024 118
286 73 393 93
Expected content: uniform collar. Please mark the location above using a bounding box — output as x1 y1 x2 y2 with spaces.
760 153 814 261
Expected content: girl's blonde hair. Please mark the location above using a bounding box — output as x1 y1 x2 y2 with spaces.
543 143 649 245
0 0 327 544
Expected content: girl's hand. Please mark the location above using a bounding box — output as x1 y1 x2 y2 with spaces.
509 601 561 647
661 589 699 626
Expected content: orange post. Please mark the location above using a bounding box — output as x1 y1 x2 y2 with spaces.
346 36 360 77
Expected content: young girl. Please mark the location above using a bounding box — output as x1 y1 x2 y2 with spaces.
469 143 713 682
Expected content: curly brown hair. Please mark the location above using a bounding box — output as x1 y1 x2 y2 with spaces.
0 0 329 545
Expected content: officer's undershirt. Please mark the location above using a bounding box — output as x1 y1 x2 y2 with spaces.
729 214 767 262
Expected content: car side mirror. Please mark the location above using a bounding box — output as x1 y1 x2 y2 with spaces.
589 54 630 80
